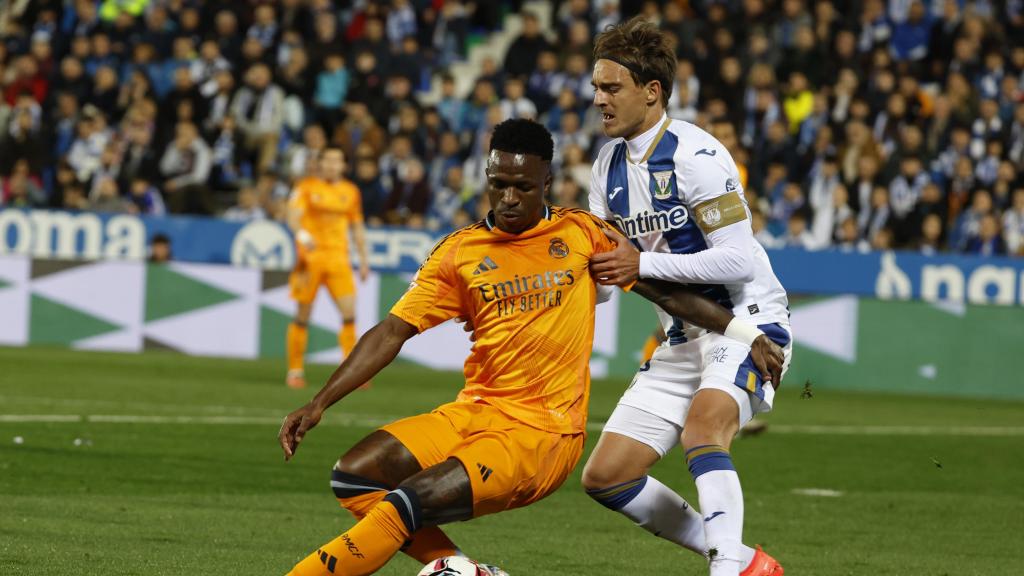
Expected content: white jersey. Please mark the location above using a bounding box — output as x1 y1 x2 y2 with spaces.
589 116 789 344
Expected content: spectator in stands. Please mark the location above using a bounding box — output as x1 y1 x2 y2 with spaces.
503 11 549 79
223 186 267 222
66 106 111 183
859 186 892 242
334 101 386 162
1003 188 1024 256
209 116 245 191
552 175 584 210
782 211 818 249
314 53 350 132
231 63 285 174
2 159 46 207
499 76 537 120
149 233 172 263
428 165 473 231
917 213 945 256
159 121 212 215
966 214 1008 256
88 175 125 213
951 190 995 251
383 158 430 227
284 124 327 183
126 177 166 216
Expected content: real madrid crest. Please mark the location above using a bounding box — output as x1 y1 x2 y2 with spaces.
652 170 674 199
549 237 569 259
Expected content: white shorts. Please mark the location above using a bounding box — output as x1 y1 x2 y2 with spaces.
605 322 793 457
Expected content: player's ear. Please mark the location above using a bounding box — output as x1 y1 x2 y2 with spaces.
646 80 661 106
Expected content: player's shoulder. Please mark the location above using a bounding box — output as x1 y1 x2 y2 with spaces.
666 118 722 160
426 220 490 258
593 137 626 167
551 205 612 231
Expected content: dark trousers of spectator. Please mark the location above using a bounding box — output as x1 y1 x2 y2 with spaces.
315 106 344 136
168 185 215 215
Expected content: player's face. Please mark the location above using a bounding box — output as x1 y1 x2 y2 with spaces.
485 149 550 234
592 59 655 139
320 150 345 181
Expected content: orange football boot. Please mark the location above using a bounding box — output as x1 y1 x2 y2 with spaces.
740 546 784 576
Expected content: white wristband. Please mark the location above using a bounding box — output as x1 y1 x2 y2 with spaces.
724 318 764 347
296 229 314 248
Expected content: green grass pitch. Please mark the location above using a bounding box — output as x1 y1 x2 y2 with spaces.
2 346 1023 575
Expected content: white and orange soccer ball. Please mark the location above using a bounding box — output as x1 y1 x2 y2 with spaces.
417 556 508 576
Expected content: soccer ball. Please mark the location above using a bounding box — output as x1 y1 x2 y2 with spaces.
417 556 500 576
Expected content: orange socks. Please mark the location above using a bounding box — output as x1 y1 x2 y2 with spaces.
332 471 458 564
287 322 309 373
288 500 409 576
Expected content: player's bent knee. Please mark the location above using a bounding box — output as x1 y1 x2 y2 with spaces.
383 486 424 533
581 460 628 492
585 475 650 511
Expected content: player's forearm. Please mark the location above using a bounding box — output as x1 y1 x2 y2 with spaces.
639 242 753 284
353 223 369 267
308 315 415 412
632 279 734 334
638 221 756 284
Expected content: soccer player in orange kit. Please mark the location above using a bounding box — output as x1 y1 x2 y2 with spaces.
286 146 370 389
277 120 783 575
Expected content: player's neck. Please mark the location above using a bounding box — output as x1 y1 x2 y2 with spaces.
625 110 668 161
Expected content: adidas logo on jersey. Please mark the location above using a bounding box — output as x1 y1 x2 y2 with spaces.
472 256 499 275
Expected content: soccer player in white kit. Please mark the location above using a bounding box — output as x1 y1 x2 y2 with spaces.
581 17 792 576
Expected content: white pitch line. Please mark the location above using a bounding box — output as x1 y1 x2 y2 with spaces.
791 488 844 497
3 415 1024 437
0 414 82 423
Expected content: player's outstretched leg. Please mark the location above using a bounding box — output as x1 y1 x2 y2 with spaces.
288 458 473 576
286 323 309 389
330 431 461 564
581 422 706 556
682 389 749 576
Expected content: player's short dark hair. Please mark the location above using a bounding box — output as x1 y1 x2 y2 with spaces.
490 119 553 162
593 16 676 107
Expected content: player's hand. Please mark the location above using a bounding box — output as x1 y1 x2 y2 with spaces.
359 261 370 282
590 228 640 286
454 316 476 342
750 335 784 389
278 403 323 461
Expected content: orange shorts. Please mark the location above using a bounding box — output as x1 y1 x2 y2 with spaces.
380 401 585 518
289 252 355 304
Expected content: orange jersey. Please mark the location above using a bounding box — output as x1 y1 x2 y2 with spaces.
390 206 627 434
289 177 363 254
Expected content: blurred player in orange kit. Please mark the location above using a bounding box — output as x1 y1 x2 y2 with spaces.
277 119 783 576
285 146 370 389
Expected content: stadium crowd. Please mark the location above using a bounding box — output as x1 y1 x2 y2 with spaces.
0 0 1022 256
